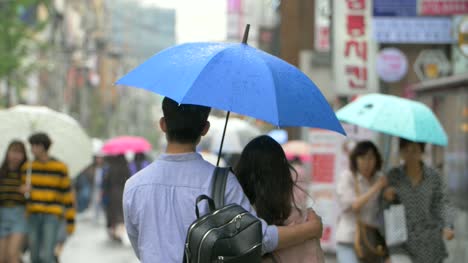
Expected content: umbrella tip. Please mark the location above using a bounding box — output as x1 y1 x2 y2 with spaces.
242 24 250 44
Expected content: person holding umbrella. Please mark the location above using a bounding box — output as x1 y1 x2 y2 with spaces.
0 141 28 263
19 133 76 263
383 138 455 263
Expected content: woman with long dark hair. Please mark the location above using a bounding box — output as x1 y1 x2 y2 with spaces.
0 141 28 263
235 135 324 262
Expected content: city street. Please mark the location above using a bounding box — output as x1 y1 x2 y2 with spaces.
55 212 337 262
3 1 466 262
60 214 138 263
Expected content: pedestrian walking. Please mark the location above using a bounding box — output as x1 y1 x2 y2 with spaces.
19 133 76 263
383 138 455 263
122 97 323 262
0 141 28 263
90 155 106 224
102 154 129 241
335 141 388 263
128 153 150 176
235 135 325 262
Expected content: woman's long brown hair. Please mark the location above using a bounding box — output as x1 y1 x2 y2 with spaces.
0 140 27 178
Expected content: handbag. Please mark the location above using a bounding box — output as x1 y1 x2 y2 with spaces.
353 175 387 263
384 200 408 246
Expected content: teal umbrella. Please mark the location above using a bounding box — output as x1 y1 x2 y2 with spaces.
336 93 448 146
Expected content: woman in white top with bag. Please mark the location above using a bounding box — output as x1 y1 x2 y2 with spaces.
336 141 388 263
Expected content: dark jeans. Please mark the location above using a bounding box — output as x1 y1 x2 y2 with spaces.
28 213 60 263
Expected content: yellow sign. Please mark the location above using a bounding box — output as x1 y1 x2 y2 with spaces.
459 17 468 57
424 63 439 79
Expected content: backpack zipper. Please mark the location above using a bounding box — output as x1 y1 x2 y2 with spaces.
216 243 262 262
197 212 248 263
185 204 238 260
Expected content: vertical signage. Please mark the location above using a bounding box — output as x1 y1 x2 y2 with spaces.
333 0 377 95
315 0 331 52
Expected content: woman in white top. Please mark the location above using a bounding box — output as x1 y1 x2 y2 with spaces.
335 141 388 263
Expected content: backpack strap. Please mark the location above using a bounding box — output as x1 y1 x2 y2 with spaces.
211 167 230 209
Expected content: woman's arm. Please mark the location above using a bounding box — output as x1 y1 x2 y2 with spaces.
431 169 455 240
351 176 387 212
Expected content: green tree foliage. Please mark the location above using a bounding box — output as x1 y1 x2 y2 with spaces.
0 0 50 106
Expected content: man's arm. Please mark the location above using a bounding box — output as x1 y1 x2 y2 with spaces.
276 209 322 249
60 165 76 235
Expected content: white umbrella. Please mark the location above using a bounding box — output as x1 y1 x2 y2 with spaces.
204 116 261 154
0 105 93 178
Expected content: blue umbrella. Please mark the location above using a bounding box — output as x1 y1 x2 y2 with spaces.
336 93 448 146
117 25 345 163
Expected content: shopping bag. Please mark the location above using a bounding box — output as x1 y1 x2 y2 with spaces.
384 203 408 246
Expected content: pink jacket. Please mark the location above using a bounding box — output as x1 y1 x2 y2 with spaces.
263 208 325 263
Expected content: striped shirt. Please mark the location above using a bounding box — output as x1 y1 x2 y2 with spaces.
21 159 76 234
0 171 26 207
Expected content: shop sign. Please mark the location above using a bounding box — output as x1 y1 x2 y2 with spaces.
315 0 331 52
376 48 408 83
419 0 468 16
373 0 417 16
414 49 451 80
373 17 454 43
458 17 468 57
333 0 378 95
453 16 468 74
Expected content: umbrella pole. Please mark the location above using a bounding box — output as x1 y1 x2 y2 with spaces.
216 111 230 166
216 24 250 167
242 24 250 44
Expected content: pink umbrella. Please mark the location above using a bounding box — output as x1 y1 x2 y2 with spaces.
101 136 152 155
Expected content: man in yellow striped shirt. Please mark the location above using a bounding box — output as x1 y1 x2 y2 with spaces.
20 133 76 263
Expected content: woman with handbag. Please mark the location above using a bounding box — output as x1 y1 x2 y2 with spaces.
336 141 388 263
383 138 455 263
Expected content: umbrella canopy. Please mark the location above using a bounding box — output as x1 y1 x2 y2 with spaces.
101 136 152 155
336 93 448 146
116 42 344 134
203 117 261 154
0 105 93 177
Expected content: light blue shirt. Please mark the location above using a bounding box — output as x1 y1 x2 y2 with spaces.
123 152 278 262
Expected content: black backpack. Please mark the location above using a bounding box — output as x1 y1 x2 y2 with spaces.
183 167 263 263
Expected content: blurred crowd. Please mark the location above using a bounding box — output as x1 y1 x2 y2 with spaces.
0 132 151 263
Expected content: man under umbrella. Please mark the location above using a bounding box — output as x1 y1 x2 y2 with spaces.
19 133 76 263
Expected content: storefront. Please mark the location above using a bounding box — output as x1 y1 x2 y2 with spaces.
412 74 468 210
412 74 468 263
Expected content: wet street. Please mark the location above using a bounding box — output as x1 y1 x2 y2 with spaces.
60 213 138 263
51 211 337 262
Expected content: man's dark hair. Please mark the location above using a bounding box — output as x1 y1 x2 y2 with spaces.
28 132 52 151
399 138 425 153
162 97 211 144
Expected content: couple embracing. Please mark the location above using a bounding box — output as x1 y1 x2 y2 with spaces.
123 97 325 262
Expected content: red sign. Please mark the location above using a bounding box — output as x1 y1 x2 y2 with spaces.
420 0 468 15
333 0 377 94
311 153 335 183
344 0 368 90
